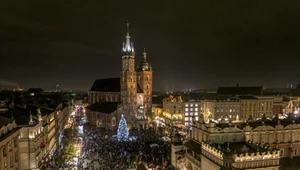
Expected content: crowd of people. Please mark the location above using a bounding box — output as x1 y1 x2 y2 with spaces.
79 124 173 170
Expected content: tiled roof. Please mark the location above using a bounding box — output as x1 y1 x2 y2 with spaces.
87 102 119 114
213 141 268 154
238 96 257 100
184 139 202 154
0 116 13 127
10 107 37 126
90 78 120 92
217 86 263 95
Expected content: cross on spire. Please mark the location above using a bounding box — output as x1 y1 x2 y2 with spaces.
126 21 130 38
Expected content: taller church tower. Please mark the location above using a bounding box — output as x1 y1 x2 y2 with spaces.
120 23 137 123
120 22 153 127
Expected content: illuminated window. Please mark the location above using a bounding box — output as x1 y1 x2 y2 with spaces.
195 117 199 121
185 122 189 126
190 104 193 107
10 156 13 168
185 108 188 111
3 147 6 157
195 108 198 111
112 117 116 126
230 109 232 112
14 138 17 147
185 112 188 116
185 104 188 107
195 112 198 116
195 104 198 107
190 117 193 121
190 108 193 111
190 112 193 116
185 117 189 121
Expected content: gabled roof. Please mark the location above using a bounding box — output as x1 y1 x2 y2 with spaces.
87 102 119 114
217 86 263 95
90 78 120 92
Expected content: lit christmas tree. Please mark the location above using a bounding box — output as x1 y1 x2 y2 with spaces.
117 114 129 140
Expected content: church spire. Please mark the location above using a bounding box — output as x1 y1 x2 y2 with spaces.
143 48 147 62
122 21 134 53
126 22 130 38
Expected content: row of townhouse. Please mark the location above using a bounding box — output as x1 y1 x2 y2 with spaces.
0 102 71 170
156 93 296 130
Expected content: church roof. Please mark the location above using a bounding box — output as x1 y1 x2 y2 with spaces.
217 86 263 95
87 102 119 114
90 78 120 92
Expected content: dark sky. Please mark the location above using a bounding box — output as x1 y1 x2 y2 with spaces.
0 0 300 91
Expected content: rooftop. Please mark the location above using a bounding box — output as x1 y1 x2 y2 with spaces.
0 116 14 127
87 102 119 113
238 95 257 100
217 86 263 95
184 139 202 154
0 127 20 143
90 78 120 92
214 142 258 154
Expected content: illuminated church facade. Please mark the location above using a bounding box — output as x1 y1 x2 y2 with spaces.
88 23 153 128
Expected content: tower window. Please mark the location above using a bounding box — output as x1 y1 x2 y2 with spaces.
146 84 149 89
146 76 149 81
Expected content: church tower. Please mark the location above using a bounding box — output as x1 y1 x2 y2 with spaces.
120 22 137 123
137 49 153 118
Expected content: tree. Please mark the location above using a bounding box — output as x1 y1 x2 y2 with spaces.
117 114 129 140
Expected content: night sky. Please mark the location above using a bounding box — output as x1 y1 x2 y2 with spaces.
0 0 300 91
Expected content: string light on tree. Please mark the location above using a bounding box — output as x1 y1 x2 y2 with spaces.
117 114 129 140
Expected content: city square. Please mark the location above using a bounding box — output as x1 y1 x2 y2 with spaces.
0 1 300 170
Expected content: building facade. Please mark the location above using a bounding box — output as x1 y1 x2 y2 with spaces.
88 23 153 127
19 121 44 170
202 97 240 122
0 119 20 170
183 100 201 127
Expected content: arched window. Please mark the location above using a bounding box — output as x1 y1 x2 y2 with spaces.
138 95 143 106
146 76 149 81
146 84 149 89
112 117 116 126
130 77 133 82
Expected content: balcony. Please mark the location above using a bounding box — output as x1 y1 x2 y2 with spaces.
186 152 201 168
